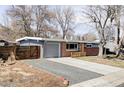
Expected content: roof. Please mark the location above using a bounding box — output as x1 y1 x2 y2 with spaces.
16 36 66 42
0 39 17 44
0 39 18 46
16 36 100 43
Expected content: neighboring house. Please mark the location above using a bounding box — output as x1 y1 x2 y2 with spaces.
105 39 124 54
105 40 117 52
16 37 99 59
0 40 17 46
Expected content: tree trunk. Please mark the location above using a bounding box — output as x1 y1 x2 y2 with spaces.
10 51 16 61
98 44 104 58
63 33 66 40
116 19 120 45
115 41 122 57
7 46 16 64
116 49 121 57
117 26 120 44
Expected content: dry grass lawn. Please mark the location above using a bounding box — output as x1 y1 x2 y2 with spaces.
77 56 124 68
0 61 66 87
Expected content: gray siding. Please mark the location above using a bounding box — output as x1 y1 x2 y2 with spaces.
19 39 44 46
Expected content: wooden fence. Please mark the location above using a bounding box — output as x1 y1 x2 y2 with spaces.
16 46 40 59
0 46 40 60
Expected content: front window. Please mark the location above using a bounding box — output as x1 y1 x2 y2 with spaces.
85 43 98 48
66 43 79 51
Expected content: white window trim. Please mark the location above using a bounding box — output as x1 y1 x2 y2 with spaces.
85 43 98 48
86 44 92 48
66 43 79 51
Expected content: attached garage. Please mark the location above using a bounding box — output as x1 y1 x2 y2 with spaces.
16 37 62 59
44 42 60 58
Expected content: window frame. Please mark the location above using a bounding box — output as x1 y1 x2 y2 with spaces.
85 44 92 48
66 43 79 51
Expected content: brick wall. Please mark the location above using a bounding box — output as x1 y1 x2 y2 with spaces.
84 47 99 56
61 42 85 57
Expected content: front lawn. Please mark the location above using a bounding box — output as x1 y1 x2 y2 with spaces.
0 61 66 87
76 56 124 68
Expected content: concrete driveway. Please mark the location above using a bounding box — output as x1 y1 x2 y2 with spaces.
46 57 124 87
47 57 123 75
25 59 103 85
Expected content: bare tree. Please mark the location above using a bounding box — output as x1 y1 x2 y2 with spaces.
55 7 75 39
75 35 82 41
33 5 57 38
7 5 33 36
112 6 122 45
0 16 17 41
82 32 97 41
110 6 124 57
104 25 115 41
115 23 124 57
0 20 17 63
82 6 115 57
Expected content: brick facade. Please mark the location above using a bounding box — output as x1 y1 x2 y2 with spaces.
61 42 99 57
61 42 85 57
84 47 99 56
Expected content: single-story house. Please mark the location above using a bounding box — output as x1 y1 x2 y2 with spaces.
16 37 99 59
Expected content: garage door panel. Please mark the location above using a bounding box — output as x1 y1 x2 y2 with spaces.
44 43 60 58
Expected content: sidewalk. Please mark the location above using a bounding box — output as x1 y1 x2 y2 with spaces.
71 70 124 87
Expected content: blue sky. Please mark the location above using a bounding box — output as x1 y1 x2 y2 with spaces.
0 5 96 36
0 5 10 24
0 5 10 15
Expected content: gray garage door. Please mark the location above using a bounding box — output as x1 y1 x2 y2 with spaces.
44 43 60 58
